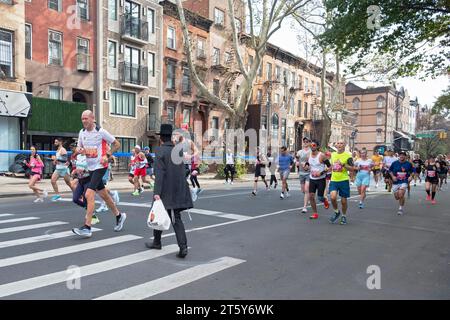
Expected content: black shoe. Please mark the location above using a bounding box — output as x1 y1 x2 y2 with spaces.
145 241 161 250
177 247 188 258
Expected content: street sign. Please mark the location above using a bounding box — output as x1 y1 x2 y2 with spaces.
416 133 435 138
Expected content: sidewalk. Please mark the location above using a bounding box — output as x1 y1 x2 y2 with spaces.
0 173 255 198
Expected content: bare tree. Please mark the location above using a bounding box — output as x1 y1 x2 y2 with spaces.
175 0 313 129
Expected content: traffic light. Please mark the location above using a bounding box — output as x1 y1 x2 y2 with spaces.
439 132 447 139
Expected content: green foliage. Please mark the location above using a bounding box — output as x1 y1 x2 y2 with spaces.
215 159 248 179
320 0 450 78
432 86 450 118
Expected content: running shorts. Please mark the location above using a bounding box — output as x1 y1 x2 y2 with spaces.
31 172 42 181
87 168 107 191
329 180 350 198
309 178 326 197
355 172 370 187
280 169 290 180
392 183 408 193
54 167 69 177
425 177 439 184
134 167 147 177
299 174 310 184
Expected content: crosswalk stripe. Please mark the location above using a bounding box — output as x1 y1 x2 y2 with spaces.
0 214 14 218
0 221 68 234
0 228 102 249
0 217 39 224
0 234 141 268
0 244 179 298
94 256 245 300
188 209 250 221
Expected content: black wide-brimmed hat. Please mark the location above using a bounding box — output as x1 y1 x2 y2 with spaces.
157 123 173 136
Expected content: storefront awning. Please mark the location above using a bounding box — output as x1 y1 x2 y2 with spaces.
0 89 32 118
394 130 409 139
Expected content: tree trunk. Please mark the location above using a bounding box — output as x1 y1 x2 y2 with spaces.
320 51 331 148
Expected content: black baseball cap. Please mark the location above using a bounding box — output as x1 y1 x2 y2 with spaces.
303 137 311 142
398 151 407 156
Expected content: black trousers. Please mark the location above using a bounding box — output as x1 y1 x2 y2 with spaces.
190 173 200 188
153 209 187 249
270 174 277 186
224 164 235 182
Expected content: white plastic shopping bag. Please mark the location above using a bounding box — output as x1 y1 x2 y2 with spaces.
147 199 171 231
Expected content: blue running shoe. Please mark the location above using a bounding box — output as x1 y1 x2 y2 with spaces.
340 216 347 225
51 195 61 202
329 211 341 224
72 225 92 238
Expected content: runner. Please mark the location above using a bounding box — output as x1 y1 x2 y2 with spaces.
24 146 47 202
424 155 439 204
96 145 120 214
144 146 155 189
307 141 331 219
412 154 424 186
436 154 448 190
252 147 269 196
328 140 354 225
371 149 383 188
127 149 136 190
354 149 374 209
296 137 311 213
132 147 151 196
389 151 413 215
50 138 73 201
324 150 332 202
278 146 294 199
72 110 126 238
224 149 236 185
350 150 359 186
382 149 397 192
190 153 201 191
267 150 278 189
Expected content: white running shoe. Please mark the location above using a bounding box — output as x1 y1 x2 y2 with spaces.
33 197 43 203
43 190 48 199
230 182 234 185
301 207 307 213
191 188 198 202
286 192 290 198
96 204 108 213
280 193 285 199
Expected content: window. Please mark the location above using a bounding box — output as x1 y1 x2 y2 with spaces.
376 129 383 143
111 89 136 117
290 97 295 115
148 8 155 34
274 93 280 104
211 117 219 140
304 102 308 118
123 46 141 84
48 0 61 11
167 26 176 49
25 24 32 60
166 61 176 90
148 52 155 77
48 30 63 65
183 109 190 125
247 55 253 71
0 0 13 4
352 97 360 109
213 79 220 96
26 81 33 93
304 78 308 91
182 66 191 94
214 8 225 26
283 69 288 85
266 62 272 81
109 0 117 20
224 119 230 130
108 41 117 68
197 37 206 58
77 38 89 70
377 96 385 108
298 100 302 117
213 47 220 65
77 0 89 21
167 106 174 125
257 89 262 104
275 66 281 81
77 38 89 54
49 86 62 100
311 80 314 93
272 113 279 138
281 119 287 146
376 112 383 125
117 137 136 153
235 18 242 33
316 82 320 96
291 72 296 88
224 52 231 64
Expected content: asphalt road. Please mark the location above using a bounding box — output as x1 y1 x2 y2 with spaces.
0 179 449 300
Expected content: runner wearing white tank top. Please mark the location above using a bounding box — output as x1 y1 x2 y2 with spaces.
307 142 331 219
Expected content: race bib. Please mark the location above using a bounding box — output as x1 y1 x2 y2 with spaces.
85 146 98 159
360 165 370 171
427 170 436 178
311 169 322 177
332 162 343 172
397 172 407 180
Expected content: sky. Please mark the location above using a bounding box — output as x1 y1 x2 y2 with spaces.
270 24 449 107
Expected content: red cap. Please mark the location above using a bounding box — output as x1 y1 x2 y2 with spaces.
181 124 189 130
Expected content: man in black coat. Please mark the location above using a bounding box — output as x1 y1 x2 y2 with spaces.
145 124 193 258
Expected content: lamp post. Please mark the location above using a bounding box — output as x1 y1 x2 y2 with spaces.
350 129 358 152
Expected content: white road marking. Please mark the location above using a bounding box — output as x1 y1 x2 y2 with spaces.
0 228 101 249
94 256 245 300
0 244 180 298
0 217 39 224
0 234 142 268
0 222 68 234
187 208 250 221
0 214 14 218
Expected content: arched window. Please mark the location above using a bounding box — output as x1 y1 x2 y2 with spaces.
376 96 385 108
376 112 383 125
376 129 383 143
352 97 360 109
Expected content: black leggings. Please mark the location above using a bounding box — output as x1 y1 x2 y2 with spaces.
224 164 235 182
190 173 200 188
72 178 90 208
270 174 277 186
